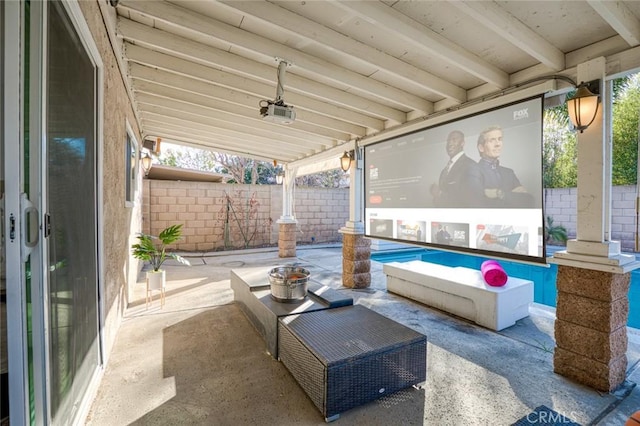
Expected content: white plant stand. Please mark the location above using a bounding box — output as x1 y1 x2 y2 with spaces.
146 270 166 308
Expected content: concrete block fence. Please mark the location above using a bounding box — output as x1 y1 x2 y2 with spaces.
143 180 349 251
142 180 640 253
544 185 640 252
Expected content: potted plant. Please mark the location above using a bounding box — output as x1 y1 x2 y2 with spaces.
131 224 190 294
544 215 568 245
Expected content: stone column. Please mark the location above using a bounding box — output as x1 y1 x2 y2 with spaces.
553 265 630 391
342 233 370 288
278 221 297 258
549 57 640 392
339 144 370 287
277 166 297 258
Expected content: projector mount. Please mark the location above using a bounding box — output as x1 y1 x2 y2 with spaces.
259 58 296 124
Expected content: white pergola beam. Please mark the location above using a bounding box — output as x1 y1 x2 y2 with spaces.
141 112 319 156
135 93 332 147
588 0 640 47
147 135 283 163
139 105 326 149
131 79 351 141
331 0 509 88
142 119 313 157
125 43 385 131
135 99 336 157
143 127 303 162
450 1 565 70
217 0 467 103
120 0 433 112
129 62 366 136
118 18 406 123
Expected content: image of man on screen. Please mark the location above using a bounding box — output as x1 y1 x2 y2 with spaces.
432 130 482 207
475 125 534 208
435 225 452 244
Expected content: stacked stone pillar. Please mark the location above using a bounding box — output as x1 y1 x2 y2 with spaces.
278 222 296 258
553 265 630 391
342 234 371 288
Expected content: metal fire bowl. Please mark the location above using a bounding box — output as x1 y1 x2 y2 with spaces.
268 266 310 303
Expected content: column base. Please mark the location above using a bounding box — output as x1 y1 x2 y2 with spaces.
342 233 370 288
550 240 640 273
342 272 371 289
278 222 297 258
554 347 626 392
553 265 630 391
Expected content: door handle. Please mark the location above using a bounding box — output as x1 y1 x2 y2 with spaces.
20 193 39 262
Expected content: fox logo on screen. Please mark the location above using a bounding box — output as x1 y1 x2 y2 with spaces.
513 108 529 120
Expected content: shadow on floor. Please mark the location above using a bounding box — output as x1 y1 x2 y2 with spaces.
86 247 640 425
128 305 426 425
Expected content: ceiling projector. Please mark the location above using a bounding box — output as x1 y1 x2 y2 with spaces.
260 101 296 125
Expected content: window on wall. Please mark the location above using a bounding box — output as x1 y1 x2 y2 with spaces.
125 123 139 206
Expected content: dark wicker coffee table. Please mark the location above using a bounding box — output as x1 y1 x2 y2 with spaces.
278 304 427 421
231 267 353 358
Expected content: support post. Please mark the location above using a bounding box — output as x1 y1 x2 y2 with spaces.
278 166 297 258
550 57 640 391
339 147 370 288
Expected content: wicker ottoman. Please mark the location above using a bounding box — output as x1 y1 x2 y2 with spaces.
231 267 353 358
278 305 427 421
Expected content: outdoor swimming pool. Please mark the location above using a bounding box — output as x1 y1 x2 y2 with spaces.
371 248 640 329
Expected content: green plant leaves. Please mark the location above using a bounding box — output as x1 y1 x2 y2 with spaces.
131 224 190 271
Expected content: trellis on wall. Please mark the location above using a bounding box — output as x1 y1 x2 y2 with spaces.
218 189 273 250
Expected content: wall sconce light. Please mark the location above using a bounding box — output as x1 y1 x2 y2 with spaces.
140 152 153 177
340 150 354 172
566 80 600 133
275 169 284 185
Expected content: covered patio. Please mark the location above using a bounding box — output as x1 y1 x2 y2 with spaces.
111 0 640 397
89 1 640 423
5 1 640 424
86 246 640 425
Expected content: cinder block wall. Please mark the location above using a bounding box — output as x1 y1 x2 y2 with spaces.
293 186 350 244
145 180 349 251
544 185 639 252
145 181 640 253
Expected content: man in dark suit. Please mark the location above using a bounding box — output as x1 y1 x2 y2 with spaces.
433 130 482 207
435 225 452 244
475 125 534 208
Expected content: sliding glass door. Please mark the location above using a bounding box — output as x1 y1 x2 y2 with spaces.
2 1 31 424
45 2 100 424
2 1 102 424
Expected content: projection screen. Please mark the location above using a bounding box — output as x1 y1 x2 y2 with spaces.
364 95 545 263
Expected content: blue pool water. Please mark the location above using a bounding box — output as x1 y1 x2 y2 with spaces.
371 248 640 329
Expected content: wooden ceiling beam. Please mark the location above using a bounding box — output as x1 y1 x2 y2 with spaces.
217 0 467 102
120 0 432 112
588 0 640 47
332 0 509 88
118 18 407 123
450 0 565 70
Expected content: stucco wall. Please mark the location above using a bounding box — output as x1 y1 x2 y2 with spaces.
80 1 144 361
545 185 639 251
144 180 349 251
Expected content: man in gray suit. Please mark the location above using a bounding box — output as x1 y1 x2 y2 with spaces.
475 125 533 208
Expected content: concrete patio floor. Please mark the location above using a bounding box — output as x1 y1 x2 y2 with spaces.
85 245 640 425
